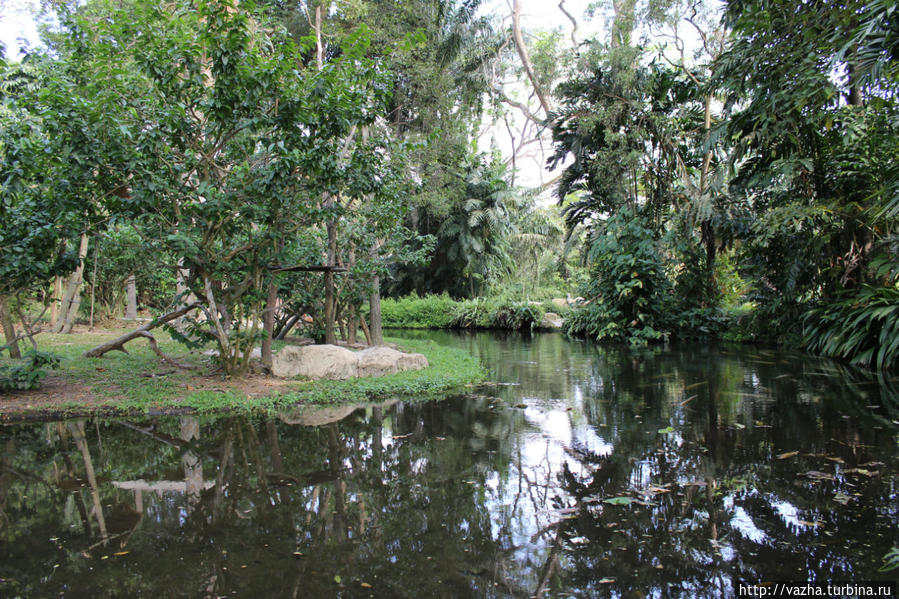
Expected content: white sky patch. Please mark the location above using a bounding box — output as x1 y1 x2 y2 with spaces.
729 506 767 544
0 0 41 60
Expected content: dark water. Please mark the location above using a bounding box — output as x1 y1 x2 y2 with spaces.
1 332 897 598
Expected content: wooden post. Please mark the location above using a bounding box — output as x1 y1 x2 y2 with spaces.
125 274 138 320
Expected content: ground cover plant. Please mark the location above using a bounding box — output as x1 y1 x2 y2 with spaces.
0 327 483 417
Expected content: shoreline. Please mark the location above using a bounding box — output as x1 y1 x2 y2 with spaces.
0 330 484 421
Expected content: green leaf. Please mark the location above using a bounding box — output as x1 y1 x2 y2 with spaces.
603 496 636 506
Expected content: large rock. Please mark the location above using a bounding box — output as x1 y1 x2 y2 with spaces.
356 346 428 377
272 344 429 380
272 345 358 380
539 312 564 330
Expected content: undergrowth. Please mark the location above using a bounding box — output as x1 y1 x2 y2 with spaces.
378 293 542 331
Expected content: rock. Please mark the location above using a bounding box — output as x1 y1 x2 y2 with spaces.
272 345 358 380
396 351 428 371
272 344 429 380
539 312 564 330
278 404 361 427
355 346 429 377
356 347 403 377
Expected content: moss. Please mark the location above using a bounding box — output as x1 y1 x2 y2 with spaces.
0 330 484 418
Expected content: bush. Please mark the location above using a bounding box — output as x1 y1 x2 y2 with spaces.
485 300 541 331
668 307 734 341
565 208 672 346
0 350 61 391
379 294 541 331
378 293 458 328
801 285 899 371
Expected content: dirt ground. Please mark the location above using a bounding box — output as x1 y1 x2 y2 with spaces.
0 323 299 420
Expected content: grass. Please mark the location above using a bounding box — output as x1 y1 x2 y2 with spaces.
0 328 484 417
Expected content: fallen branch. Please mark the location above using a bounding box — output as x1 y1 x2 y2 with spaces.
136 331 196 369
83 303 201 366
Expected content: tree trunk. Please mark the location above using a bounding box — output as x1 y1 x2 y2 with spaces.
369 273 384 346
125 274 138 320
847 59 864 107
261 281 278 370
512 0 552 116
0 295 21 359
50 276 62 328
610 0 638 49
347 306 357 345
55 233 90 334
699 92 716 301
346 243 357 345
324 219 338 345
359 315 372 346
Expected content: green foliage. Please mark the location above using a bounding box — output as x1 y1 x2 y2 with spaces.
378 294 459 328
802 285 899 371
0 350 60 391
880 547 899 573
84 223 177 316
564 208 672 346
450 297 540 331
393 154 516 298
377 294 540 331
717 0 899 350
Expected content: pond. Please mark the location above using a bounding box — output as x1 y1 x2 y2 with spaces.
1 332 897 598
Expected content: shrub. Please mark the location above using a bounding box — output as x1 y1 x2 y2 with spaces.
378 293 458 328
565 208 672 346
487 301 540 331
801 285 899 371
379 294 541 331
0 350 61 391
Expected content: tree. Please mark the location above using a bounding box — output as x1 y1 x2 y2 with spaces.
716 0 899 341
0 57 101 354
61 0 396 375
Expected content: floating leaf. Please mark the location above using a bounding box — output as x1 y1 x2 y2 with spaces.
833 492 851 505
657 426 674 434
776 451 799 460
361 582 373 589
599 578 616 583
803 471 835 481
113 551 129 557
334 575 342 584
845 468 875 477
603 496 636 505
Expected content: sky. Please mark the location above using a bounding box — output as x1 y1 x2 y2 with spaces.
0 0 41 60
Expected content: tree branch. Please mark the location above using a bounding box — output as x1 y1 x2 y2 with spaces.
83 302 202 359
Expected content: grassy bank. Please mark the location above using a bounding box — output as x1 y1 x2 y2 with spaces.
0 329 484 418
377 293 566 330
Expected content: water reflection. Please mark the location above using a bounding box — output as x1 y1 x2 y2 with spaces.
0 333 896 598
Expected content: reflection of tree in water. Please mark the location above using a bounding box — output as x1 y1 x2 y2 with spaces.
0 335 896 598
550 346 898 598
0 400 533 598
